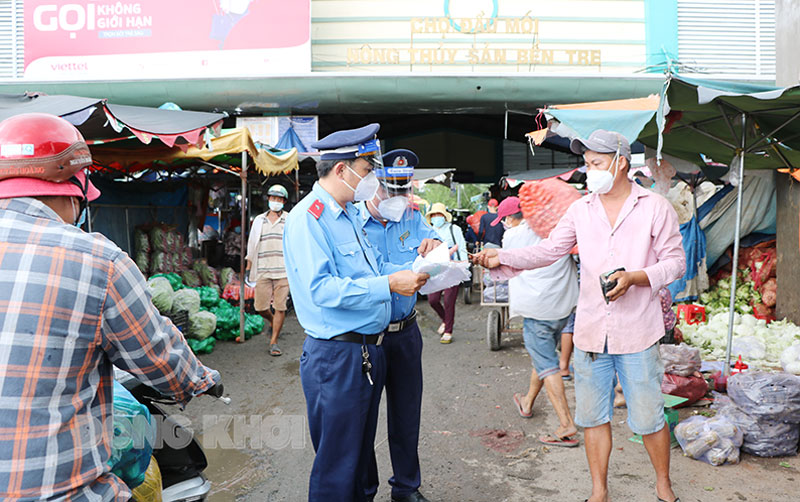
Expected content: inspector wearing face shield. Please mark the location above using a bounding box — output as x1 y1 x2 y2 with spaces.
358 149 441 502
283 125 430 502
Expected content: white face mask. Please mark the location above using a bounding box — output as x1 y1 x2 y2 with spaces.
71 197 87 227
342 165 380 202
586 151 620 195
377 196 409 222
268 201 284 212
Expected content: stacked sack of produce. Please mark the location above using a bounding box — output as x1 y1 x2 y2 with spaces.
712 371 800 457
701 242 777 321
675 414 743 465
659 343 707 406
134 224 193 276
517 178 581 239
220 267 255 303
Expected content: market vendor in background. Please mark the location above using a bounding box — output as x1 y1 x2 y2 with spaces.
246 184 290 356
478 198 504 248
426 203 467 344
0 113 222 501
359 149 441 502
223 217 242 271
497 196 580 447
283 124 430 502
471 130 685 502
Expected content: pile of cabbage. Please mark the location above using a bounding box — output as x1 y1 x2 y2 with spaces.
680 312 800 372
697 277 760 316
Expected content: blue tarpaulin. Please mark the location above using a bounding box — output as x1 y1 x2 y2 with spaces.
667 216 707 302
276 126 308 152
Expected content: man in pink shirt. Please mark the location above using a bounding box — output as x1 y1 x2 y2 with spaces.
472 130 685 502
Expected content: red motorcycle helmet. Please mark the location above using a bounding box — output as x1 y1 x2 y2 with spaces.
0 113 100 201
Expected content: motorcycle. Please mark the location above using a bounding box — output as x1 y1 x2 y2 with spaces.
115 369 229 502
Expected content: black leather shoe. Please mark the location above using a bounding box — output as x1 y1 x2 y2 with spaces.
392 491 430 502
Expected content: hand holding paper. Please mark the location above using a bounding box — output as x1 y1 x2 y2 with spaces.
412 242 471 295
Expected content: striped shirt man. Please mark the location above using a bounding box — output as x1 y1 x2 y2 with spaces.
256 212 287 280
0 197 219 501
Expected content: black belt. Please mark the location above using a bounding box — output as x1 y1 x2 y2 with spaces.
330 332 384 345
386 310 417 333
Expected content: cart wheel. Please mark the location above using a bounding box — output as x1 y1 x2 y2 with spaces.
463 283 472 304
487 310 501 351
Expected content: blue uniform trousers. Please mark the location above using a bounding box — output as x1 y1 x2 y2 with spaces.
301 335 387 502
365 320 424 499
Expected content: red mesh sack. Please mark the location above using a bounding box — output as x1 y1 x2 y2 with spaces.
518 178 581 239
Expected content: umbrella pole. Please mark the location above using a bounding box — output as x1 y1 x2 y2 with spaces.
724 113 747 376
238 151 248 343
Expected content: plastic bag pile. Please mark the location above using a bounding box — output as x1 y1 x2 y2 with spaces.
712 371 800 457
675 415 743 465
482 274 508 303
659 343 706 406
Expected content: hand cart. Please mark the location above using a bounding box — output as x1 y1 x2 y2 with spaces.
479 265 523 351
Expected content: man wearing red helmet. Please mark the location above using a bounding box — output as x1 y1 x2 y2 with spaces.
0 113 221 501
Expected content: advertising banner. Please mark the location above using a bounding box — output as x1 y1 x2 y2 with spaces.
24 0 310 80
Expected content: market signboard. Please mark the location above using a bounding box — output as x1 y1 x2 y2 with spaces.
23 0 311 80
312 0 647 74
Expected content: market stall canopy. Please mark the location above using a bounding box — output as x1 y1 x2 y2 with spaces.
502 168 578 188
0 74 666 115
92 127 298 176
414 168 455 184
0 93 225 148
534 95 660 145
533 74 800 176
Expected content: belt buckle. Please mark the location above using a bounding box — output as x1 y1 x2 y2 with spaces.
387 322 401 333
376 334 384 346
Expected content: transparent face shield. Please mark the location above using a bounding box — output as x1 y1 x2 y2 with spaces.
371 156 414 223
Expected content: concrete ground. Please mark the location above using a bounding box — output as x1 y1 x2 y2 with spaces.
176 298 799 502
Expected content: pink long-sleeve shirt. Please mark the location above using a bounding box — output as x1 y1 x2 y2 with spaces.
494 182 685 354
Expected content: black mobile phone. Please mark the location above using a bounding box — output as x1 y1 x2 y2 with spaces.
599 267 626 304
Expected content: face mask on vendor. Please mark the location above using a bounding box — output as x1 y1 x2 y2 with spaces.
71 197 87 227
585 149 622 195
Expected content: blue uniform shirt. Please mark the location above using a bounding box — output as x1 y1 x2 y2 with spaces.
283 182 404 339
359 204 439 322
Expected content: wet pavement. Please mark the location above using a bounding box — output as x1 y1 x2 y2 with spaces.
177 298 800 502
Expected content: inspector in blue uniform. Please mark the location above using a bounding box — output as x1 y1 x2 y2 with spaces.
358 149 440 502
283 124 429 502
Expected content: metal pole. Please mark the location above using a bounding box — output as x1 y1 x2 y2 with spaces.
238 151 247 343
724 113 747 376
295 168 300 202
125 207 131 254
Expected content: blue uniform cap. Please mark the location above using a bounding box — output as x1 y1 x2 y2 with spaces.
376 149 418 179
311 123 381 161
